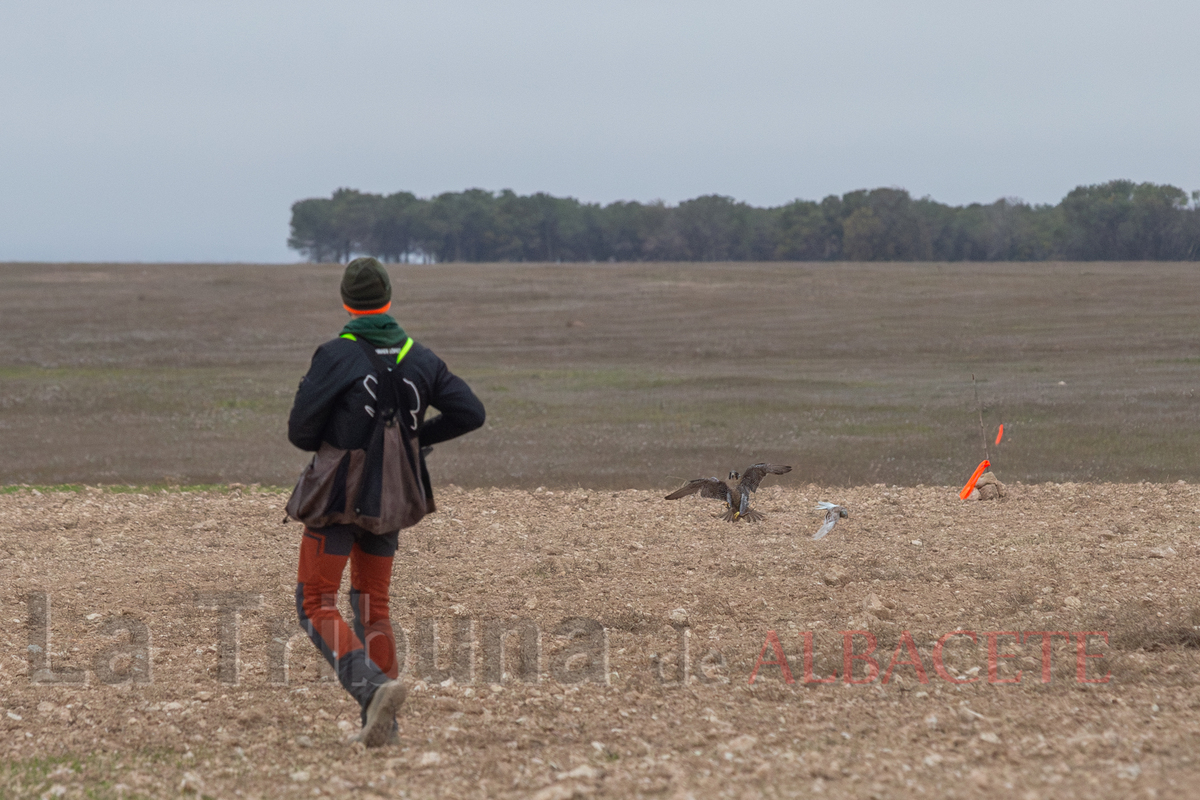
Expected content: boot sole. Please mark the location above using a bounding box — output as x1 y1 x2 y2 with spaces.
356 681 407 748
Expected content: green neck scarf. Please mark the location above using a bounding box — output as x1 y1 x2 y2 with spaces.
340 314 408 347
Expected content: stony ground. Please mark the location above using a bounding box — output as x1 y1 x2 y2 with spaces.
2 481 1199 799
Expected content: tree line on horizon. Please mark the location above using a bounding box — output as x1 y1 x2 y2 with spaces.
287 180 1200 263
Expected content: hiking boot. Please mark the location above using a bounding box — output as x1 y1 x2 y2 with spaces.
351 680 407 748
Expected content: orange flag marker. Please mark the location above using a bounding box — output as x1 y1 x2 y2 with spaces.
995 424 1004 446
959 459 990 500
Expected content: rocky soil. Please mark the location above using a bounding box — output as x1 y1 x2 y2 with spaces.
2 481 1199 798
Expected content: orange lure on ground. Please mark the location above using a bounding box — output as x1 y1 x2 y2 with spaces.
959 459 991 500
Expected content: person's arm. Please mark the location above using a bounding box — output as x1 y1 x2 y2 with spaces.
419 359 485 447
287 340 366 451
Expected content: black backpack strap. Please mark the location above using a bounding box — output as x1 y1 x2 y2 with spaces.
352 337 403 418
351 336 423 491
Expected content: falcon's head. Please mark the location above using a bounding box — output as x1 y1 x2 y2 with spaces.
728 470 740 482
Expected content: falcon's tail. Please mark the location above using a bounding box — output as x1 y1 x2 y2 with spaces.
722 507 765 523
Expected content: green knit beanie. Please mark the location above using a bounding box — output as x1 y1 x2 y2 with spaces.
340 257 392 312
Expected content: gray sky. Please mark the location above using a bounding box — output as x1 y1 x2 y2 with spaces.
2 1 1197 262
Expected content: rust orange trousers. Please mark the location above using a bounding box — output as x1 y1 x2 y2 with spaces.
295 525 398 710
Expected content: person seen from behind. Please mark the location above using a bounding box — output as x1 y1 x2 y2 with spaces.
287 257 485 746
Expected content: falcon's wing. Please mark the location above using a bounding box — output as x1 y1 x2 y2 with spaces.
665 478 732 504
815 501 839 511
813 511 839 540
737 464 792 494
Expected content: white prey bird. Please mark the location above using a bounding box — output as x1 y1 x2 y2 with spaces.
813 501 849 540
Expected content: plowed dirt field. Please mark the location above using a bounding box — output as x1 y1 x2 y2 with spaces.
3 481 1199 799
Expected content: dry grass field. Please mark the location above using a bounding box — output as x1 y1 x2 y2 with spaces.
2 261 1199 488
2 261 1199 798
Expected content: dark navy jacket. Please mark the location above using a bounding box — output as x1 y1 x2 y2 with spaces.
288 336 485 456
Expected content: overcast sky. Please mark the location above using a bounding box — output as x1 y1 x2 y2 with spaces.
1 1 1197 262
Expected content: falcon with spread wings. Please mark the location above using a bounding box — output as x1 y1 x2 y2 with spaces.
665 463 792 522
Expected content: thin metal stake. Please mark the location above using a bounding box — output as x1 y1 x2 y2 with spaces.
972 373 990 462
